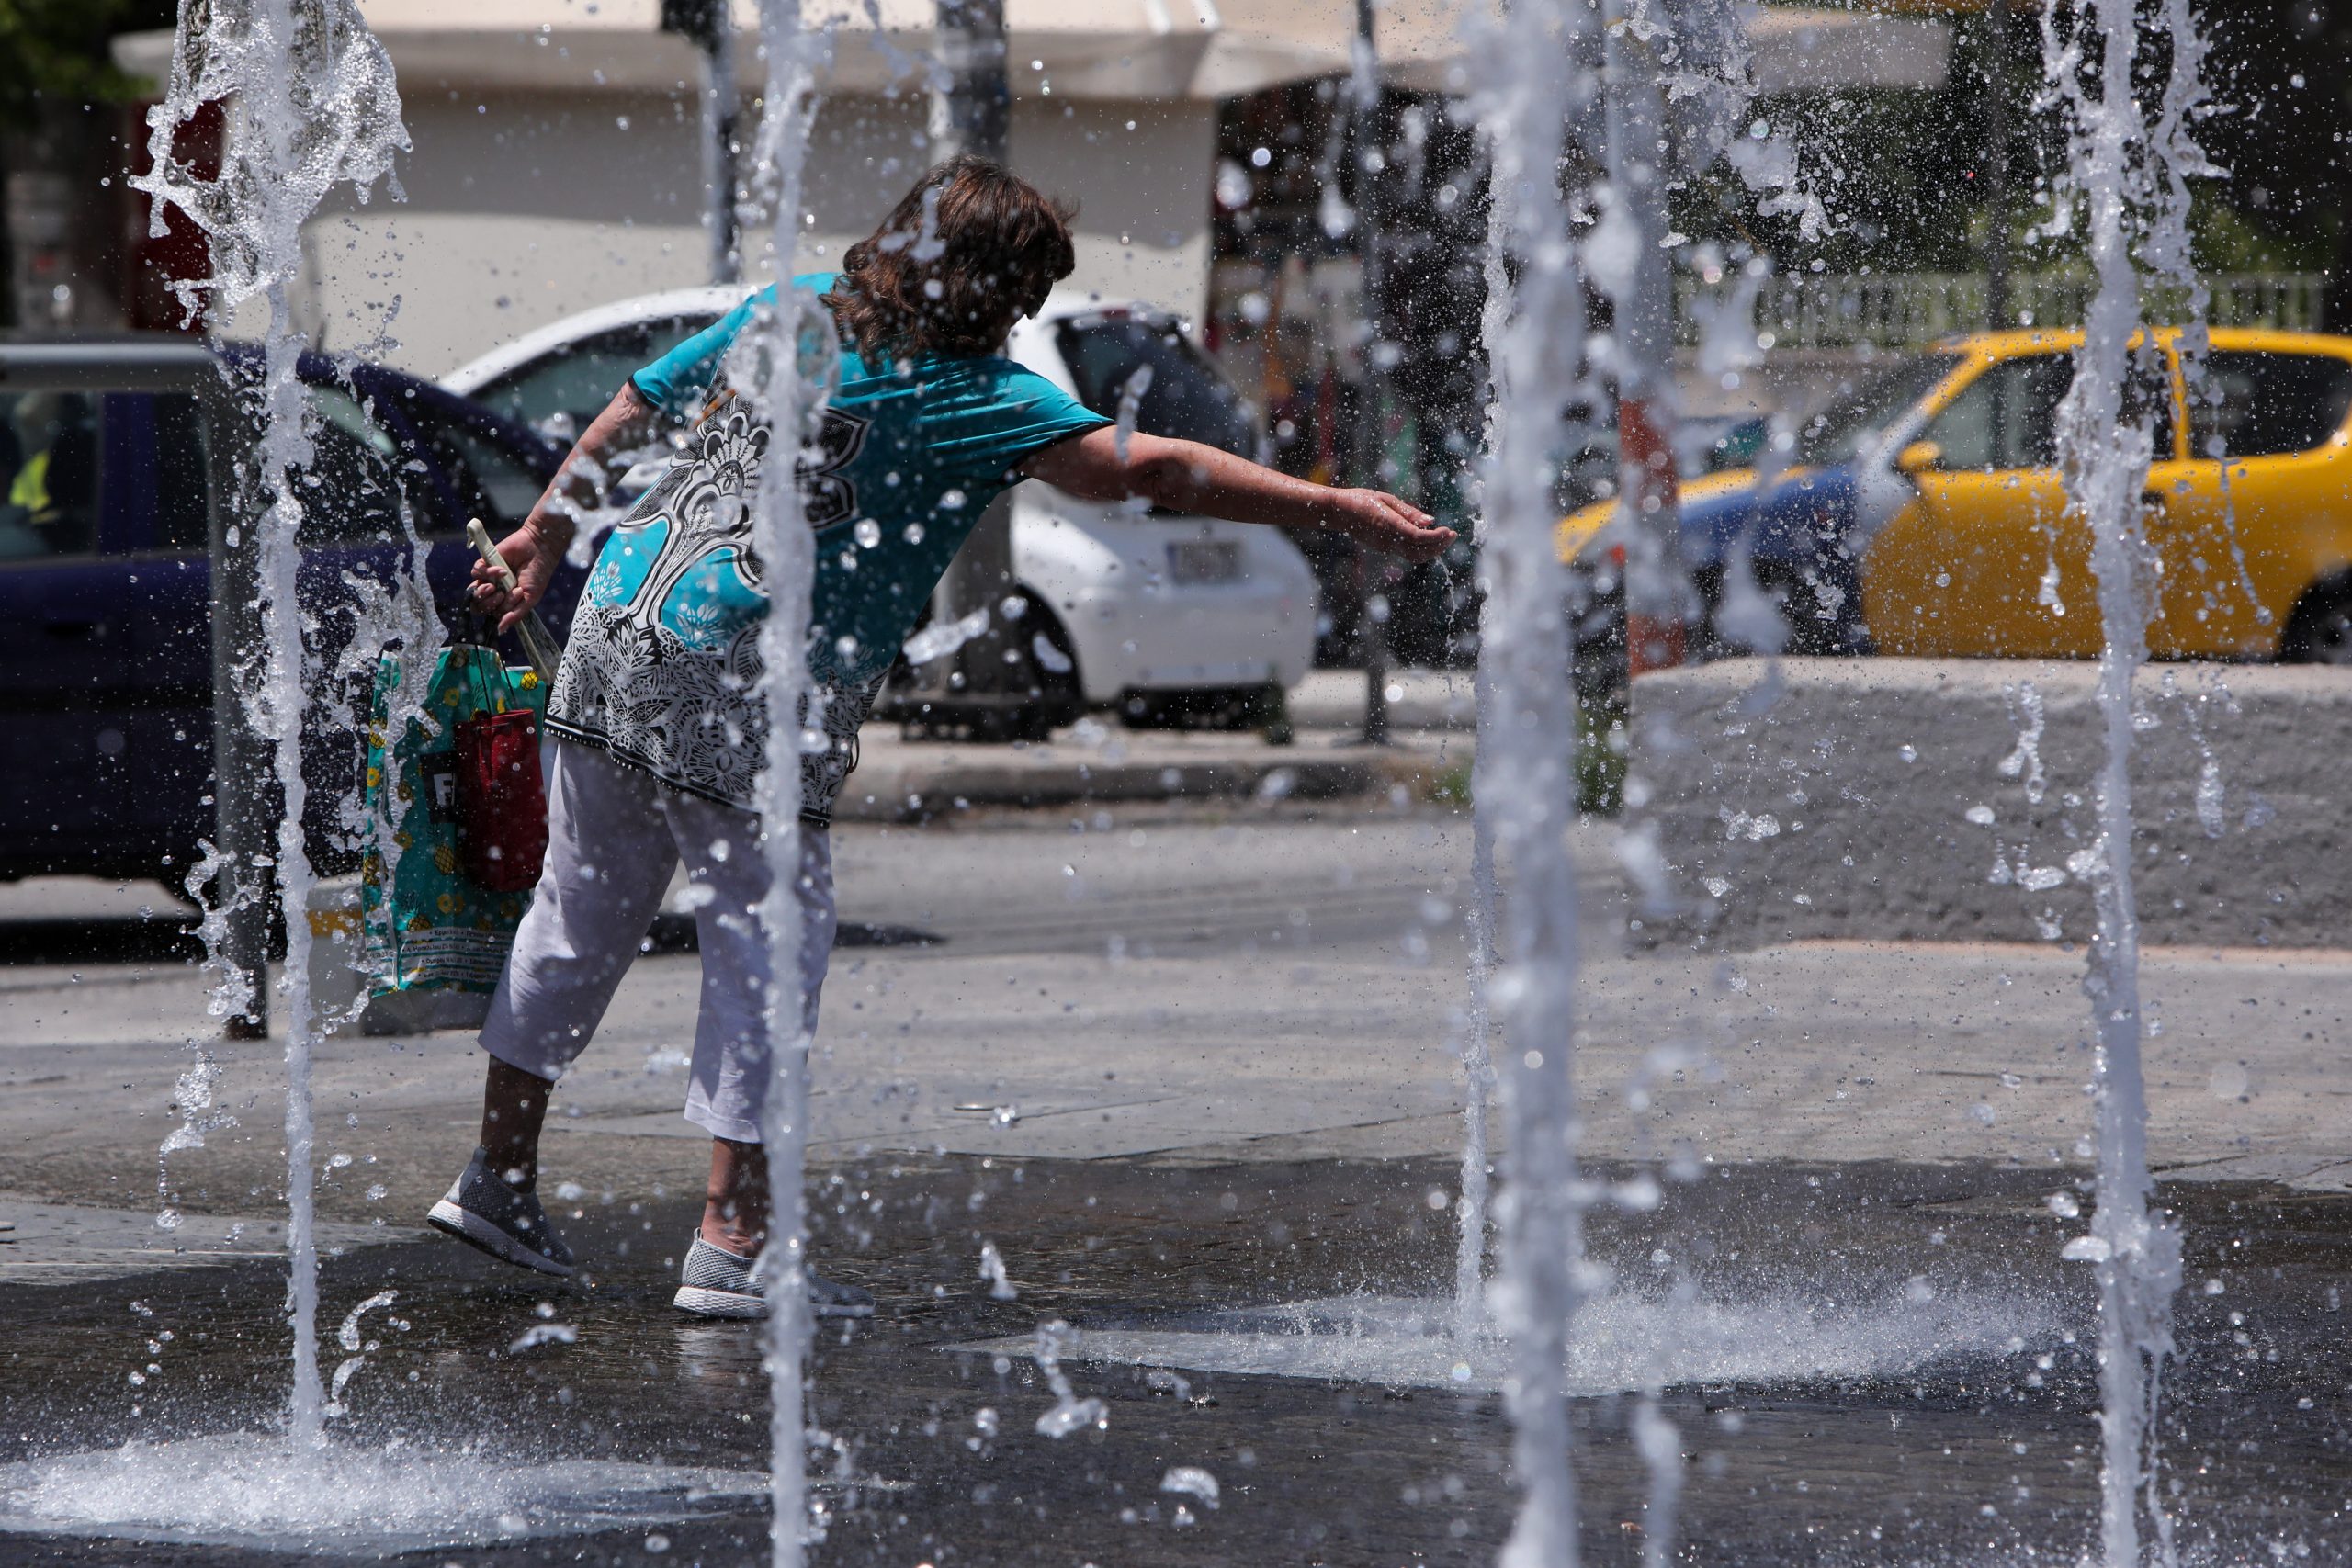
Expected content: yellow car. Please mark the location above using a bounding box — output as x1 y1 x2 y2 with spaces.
1557 328 2352 660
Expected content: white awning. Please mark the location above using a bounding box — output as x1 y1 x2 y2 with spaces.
115 1 1950 101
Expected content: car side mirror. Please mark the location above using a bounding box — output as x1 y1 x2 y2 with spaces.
1895 439 1943 474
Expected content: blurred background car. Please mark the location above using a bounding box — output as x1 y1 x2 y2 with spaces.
445 287 1320 735
0 335 572 891
1556 328 2352 662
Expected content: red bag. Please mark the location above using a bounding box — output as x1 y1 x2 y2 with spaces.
454 708 548 893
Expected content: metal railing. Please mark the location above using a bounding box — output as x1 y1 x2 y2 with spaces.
1676 271 2327 350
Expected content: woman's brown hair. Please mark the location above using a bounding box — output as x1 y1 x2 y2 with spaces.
822 156 1078 364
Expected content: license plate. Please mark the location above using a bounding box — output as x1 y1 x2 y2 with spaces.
1166 540 1241 584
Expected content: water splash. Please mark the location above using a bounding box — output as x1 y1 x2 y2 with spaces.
1112 364 1154 466
1998 680 2051 805
323 1291 400 1416
129 0 408 1450
955 1285 2069 1398
0 1437 763 1556
2037 5 2199 1561
901 604 991 665
732 1 834 1559
1450 795 1498 1345
1469 0 1600 1560
1031 1320 1108 1438
155 1053 233 1232
978 1241 1018 1301
1631 1394 1682 1568
1598 0 1689 666
1452 132 1515 1348
1159 1466 1219 1506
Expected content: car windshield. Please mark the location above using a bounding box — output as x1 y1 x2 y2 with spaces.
1788 353 1962 468
1053 315 1260 459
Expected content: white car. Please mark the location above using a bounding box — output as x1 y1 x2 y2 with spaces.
442 286 1319 729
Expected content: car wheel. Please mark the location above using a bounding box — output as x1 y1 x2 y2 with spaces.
2281 580 2352 664
1002 596 1083 742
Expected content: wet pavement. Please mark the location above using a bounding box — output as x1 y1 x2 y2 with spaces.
4 1151 2346 1566
4 805 2348 1563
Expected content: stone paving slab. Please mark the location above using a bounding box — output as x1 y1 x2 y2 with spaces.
0 1196 418 1287
0 816 2344 1274
1634 656 2352 950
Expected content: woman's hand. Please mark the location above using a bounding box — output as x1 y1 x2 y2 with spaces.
469 523 562 635
466 381 656 633
1322 488 1455 564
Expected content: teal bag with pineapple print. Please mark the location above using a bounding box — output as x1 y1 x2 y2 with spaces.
359 642 547 1000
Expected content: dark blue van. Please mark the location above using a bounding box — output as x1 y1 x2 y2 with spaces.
0 335 579 889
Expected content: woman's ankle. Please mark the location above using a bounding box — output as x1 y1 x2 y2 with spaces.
697 1214 765 1258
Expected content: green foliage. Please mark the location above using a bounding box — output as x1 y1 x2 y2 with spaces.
0 0 174 130
1425 698 1626 818
1668 6 2352 288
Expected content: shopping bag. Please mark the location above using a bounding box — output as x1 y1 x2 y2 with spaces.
358 641 548 1004
455 707 547 892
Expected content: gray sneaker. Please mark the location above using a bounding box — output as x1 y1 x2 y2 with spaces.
426 1147 576 1278
672 1235 875 1320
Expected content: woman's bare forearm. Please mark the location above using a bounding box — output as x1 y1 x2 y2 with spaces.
1017 427 1456 561
1125 438 1367 530
522 382 659 551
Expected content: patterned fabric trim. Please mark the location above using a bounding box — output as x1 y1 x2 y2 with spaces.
543 661 885 829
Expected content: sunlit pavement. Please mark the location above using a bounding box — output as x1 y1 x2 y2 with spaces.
2 800 2346 1563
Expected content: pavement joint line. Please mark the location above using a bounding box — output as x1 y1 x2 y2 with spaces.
1771 936 2352 963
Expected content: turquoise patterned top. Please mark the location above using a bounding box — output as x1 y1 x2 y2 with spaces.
545 274 1108 818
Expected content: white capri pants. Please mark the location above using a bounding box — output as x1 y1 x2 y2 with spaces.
479 739 836 1144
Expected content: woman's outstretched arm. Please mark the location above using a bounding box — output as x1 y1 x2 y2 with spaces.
1018 428 1457 564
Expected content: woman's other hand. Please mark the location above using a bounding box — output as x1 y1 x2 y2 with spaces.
469 525 560 634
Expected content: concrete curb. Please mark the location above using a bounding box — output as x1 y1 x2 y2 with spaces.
832 731 1457 821
1631 657 2352 952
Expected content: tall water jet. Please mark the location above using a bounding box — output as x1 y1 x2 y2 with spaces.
1469 0 1600 1558
1451 660 1498 1348
2036 3 2201 1560
1595 0 1686 676
1451 140 1516 1348
733 1 832 1559
129 0 408 1447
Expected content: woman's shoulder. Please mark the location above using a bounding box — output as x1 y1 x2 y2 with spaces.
838 346 1036 392
920 349 1042 387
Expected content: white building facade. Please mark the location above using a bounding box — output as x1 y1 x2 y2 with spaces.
112 0 1951 378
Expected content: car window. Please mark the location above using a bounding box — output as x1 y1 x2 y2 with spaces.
1054 317 1260 459
399 397 548 531
1926 355 2073 470
154 392 210 552
293 385 414 546
1789 354 1960 468
1925 352 2174 471
0 390 102 559
474 319 713 437
2190 350 2352 459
